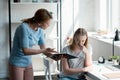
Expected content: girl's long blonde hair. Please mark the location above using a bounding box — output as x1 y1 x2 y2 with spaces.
70 28 88 50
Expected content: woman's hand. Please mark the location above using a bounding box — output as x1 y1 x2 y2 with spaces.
51 54 67 61
43 48 57 57
45 48 56 53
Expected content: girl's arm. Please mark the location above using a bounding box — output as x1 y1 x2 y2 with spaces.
61 58 85 75
83 46 92 67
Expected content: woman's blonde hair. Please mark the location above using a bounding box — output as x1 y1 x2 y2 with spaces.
70 28 88 50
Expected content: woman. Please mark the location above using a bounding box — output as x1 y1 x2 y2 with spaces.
9 8 56 80
59 28 93 80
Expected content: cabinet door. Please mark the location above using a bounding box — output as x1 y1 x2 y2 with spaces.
11 3 58 22
11 2 59 49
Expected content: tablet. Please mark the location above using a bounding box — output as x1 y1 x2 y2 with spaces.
50 53 78 60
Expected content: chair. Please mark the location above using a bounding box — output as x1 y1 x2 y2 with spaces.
32 55 45 76
43 57 60 80
43 58 52 80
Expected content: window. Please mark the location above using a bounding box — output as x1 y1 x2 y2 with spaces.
100 0 107 31
99 0 120 32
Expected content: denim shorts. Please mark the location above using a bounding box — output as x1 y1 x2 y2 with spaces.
58 75 87 80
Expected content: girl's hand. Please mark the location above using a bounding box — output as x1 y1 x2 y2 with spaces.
78 44 83 50
78 44 88 54
50 54 64 61
82 46 89 54
82 66 93 72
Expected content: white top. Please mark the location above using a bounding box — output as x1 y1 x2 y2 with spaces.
59 45 92 79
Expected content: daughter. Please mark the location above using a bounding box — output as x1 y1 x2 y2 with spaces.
59 28 93 80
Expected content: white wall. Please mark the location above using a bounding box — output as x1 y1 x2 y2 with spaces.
61 0 95 49
79 0 95 31
0 0 9 78
61 0 74 48
89 36 120 61
89 37 112 60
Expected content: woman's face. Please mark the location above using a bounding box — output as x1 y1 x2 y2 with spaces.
40 19 51 30
78 35 87 47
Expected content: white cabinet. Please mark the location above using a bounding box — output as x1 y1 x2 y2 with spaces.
10 0 61 50
11 3 58 22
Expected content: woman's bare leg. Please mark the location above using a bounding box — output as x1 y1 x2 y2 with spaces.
24 65 34 80
9 64 24 80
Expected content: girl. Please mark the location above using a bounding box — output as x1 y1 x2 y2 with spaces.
59 28 93 80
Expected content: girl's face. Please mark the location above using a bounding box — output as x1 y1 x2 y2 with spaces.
78 35 87 47
40 19 51 30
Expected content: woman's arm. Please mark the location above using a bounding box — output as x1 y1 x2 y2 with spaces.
22 44 55 56
22 48 44 55
61 58 85 75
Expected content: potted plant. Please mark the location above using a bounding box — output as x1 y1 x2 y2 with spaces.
111 55 119 65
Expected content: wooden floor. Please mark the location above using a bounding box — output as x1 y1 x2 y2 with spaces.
0 75 58 80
